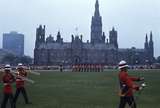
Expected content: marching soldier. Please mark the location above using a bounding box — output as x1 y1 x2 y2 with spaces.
118 60 144 108
86 64 89 72
72 65 75 72
89 64 92 72
94 64 96 72
101 64 104 72
59 65 63 72
79 64 81 72
81 64 84 72
91 64 93 72
96 64 99 72
98 64 101 72
84 64 87 72
13 63 31 104
75 65 78 72
78 65 81 72
1 64 16 108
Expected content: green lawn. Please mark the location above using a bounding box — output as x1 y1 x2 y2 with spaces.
0 69 160 108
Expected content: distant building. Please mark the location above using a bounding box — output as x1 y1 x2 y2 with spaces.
34 0 154 65
3 31 24 56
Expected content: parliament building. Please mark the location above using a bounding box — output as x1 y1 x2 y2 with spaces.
34 0 154 66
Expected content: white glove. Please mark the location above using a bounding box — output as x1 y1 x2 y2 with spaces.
139 86 143 90
122 84 126 87
141 83 146 87
140 77 145 81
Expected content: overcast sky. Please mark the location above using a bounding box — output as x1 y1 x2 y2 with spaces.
0 0 160 57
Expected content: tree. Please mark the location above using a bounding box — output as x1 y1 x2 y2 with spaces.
156 56 160 63
1 54 33 65
1 53 17 65
19 56 33 65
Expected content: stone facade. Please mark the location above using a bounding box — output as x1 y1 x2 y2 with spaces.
34 0 154 66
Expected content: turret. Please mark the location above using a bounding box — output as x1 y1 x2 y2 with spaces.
56 31 63 43
46 34 54 43
109 27 118 49
144 32 154 64
149 31 154 62
35 25 46 48
102 32 106 43
144 34 149 50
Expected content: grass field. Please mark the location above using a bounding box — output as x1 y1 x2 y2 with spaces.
0 69 160 108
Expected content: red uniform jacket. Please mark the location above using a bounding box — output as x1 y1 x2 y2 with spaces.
16 70 27 88
119 71 140 96
2 73 15 94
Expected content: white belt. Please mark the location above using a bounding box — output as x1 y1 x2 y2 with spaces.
16 79 24 81
16 79 21 81
4 83 9 86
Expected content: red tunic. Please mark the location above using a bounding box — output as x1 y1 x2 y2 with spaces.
16 70 27 88
2 73 15 94
119 71 140 96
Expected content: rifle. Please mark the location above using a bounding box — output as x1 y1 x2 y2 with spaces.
129 80 147 108
0 69 35 84
11 71 35 84
27 68 40 76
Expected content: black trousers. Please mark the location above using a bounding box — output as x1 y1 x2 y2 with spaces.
118 96 136 108
13 87 29 104
1 93 16 108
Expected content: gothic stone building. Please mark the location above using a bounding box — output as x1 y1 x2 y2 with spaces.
34 0 154 66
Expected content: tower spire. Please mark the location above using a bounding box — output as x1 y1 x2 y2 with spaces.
94 0 100 17
149 31 154 63
145 34 148 43
144 33 149 50
91 0 102 44
150 31 153 42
